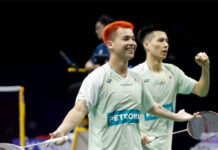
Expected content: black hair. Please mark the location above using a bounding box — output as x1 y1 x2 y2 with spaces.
137 23 168 44
97 15 114 26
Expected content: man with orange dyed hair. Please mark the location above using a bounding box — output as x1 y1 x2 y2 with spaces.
49 21 194 150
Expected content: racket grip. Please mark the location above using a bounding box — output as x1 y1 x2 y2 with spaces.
24 136 69 148
44 135 69 144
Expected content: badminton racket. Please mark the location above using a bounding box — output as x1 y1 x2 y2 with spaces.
59 50 77 67
149 111 218 141
0 135 68 150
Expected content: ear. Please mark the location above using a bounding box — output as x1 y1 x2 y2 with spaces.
143 40 149 50
107 40 113 49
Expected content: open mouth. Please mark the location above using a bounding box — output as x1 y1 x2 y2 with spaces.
162 50 168 54
126 47 135 52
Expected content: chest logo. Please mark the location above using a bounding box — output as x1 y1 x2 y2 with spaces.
107 109 140 126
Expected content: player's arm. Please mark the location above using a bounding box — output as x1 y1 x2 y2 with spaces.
85 60 95 73
147 102 193 122
192 52 210 97
49 100 88 145
85 60 101 73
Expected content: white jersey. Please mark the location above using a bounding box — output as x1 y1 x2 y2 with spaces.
132 62 196 150
76 63 154 150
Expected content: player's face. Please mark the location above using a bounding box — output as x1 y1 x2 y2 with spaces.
109 27 137 61
146 31 169 60
95 21 105 40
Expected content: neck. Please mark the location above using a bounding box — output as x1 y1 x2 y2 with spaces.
109 55 128 77
146 55 162 73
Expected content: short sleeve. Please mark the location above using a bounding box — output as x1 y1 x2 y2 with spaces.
75 68 105 110
141 82 155 112
174 65 197 94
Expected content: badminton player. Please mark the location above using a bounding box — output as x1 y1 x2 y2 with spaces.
132 23 210 150
49 21 195 150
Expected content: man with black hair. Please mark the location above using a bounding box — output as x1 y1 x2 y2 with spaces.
132 23 210 150
85 15 114 73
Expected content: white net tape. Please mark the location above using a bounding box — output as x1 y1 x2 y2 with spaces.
0 86 22 92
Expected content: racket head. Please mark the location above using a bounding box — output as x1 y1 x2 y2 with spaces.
187 111 218 141
0 143 24 150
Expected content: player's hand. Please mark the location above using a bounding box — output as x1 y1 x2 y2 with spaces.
46 130 65 147
94 64 101 69
193 112 201 118
175 109 194 122
195 52 210 69
141 134 151 146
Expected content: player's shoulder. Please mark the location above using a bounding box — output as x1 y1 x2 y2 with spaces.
129 68 141 76
163 62 181 71
87 63 109 78
81 64 110 89
131 62 146 73
129 68 144 82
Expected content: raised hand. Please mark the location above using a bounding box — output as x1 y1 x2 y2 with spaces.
195 52 210 69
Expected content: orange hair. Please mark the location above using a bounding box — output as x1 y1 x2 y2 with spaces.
102 20 134 45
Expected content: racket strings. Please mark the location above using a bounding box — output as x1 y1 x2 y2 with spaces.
189 112 218 140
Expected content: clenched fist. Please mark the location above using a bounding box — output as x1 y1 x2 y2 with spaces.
195 52 210 69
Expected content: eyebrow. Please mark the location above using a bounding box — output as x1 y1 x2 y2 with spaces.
158 37 168 40
122 34 135 38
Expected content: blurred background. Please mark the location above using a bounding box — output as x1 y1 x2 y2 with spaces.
0 0 217 149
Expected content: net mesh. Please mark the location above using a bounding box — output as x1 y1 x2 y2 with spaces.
0 143 23 150
188 111 218 140
0 86 25 146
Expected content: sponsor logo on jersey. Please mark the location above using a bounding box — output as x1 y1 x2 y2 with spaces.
144 79 150 83
99 49 103 54
135 77 141 83
107 109 140 126
107 79 112 83
156 80 166 85
144 103 174 121
120 83 132 86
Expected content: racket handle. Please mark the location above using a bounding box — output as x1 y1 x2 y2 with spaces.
149 129 189 141
43 135 69 144
24 136 69 148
